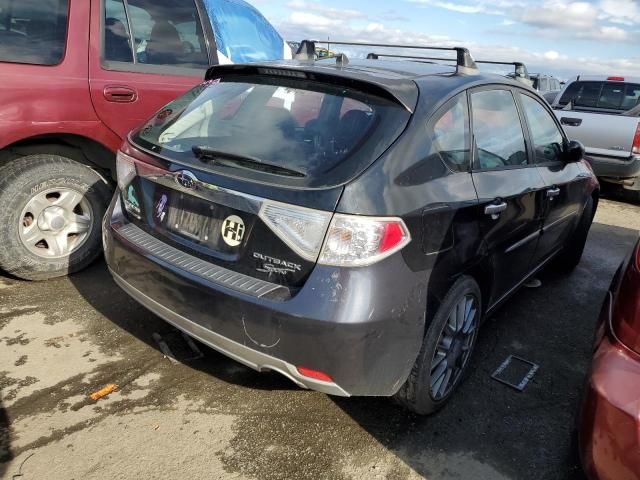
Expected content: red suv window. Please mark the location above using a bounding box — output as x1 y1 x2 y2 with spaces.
104 0 208 68
0 0 69 66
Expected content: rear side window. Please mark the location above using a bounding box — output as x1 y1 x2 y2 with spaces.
520 94 564 164
428 94 470 172
0 0 68 65
471 89 528 169
131 75 410 187
104 0 208 68
558 81 640 111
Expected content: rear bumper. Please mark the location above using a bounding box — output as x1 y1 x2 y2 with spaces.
586 154 640 187
579 293 640 480
103 193 427 396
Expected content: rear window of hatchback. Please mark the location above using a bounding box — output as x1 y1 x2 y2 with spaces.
131 74 411 188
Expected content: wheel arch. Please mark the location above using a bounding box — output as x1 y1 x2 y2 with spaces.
0 133 117 182
425 259 494 332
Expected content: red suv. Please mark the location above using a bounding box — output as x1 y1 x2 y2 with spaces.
0 0 288 280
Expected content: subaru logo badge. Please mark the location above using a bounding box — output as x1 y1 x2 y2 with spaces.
175 170 197 190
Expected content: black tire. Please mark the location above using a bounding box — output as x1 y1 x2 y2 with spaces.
393 276 482 415
554 196 594 273
0 155 112 281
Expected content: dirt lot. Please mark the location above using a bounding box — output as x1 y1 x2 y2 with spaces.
1 197 639 480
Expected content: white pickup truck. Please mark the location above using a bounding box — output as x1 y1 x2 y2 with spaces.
550 75 640 201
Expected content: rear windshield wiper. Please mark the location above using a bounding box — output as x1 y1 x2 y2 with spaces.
192 146 306 178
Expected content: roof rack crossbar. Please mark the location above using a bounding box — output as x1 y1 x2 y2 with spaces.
475 60 530 79
367 53 458 64
295 39 477 73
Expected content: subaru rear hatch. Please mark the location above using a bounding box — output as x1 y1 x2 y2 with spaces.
120 65 414 290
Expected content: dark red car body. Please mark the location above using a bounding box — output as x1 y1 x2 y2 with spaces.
580 237 640 480
0 0 204 169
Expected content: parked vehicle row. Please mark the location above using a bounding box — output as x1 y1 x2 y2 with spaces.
0 0 290 280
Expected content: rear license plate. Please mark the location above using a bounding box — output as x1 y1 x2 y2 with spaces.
166 193 216 242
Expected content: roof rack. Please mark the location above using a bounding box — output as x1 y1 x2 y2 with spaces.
474 60 532 85
294 40 478 75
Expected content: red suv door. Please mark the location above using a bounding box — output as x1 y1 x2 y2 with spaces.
89 0 211 140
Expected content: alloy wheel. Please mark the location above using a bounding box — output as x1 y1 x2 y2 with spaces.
429 293 479 401
19 187 93 259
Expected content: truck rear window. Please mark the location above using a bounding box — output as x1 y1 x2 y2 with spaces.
558 81 640 112
131 75 410 187
0 0 68 66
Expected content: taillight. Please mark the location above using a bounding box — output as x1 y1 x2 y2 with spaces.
259 201 333 261
259 201 411 267
611 240 640 355
116 151 143 218
632 123 640 155
318 214 411 267
116 150 137 191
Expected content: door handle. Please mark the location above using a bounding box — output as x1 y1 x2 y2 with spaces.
103 86 137 103
546 187 561 199
560 117 582 127
484 201 507 219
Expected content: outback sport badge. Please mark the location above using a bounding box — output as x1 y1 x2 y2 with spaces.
175 170 198 190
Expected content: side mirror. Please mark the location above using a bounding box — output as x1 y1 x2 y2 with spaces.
564 140 585 163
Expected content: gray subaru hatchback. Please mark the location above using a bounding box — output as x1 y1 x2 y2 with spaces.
104 41 599 414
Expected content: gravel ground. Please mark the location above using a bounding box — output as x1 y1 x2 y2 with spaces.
1 197 638 480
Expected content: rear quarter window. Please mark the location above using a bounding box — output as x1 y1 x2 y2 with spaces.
0 0 68 66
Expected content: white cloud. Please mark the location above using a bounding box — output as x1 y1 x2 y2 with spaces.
288 11 335 28
520 1 599 29
410 0 638 35
272 0 640 78
286 1 365 20
544 50 561 61
599 0 640 25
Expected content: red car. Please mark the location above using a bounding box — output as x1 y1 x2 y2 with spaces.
0 0 288 280
580 236 640 480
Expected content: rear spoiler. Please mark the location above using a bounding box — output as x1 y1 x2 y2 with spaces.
204 63 418 113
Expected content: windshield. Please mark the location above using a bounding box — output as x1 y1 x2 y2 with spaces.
132 75 410 187
203 0 284 62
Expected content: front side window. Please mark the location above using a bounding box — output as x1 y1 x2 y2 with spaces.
0 0 68 65
471 89 528 170
428 94 470 172
202 0 284 63
132 75 410 187
520 94 564 164
103 0 208 68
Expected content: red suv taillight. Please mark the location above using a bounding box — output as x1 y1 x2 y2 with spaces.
611 240 640 355
632 123 640 155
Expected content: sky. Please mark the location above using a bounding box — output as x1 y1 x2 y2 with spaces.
253 0 640 80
